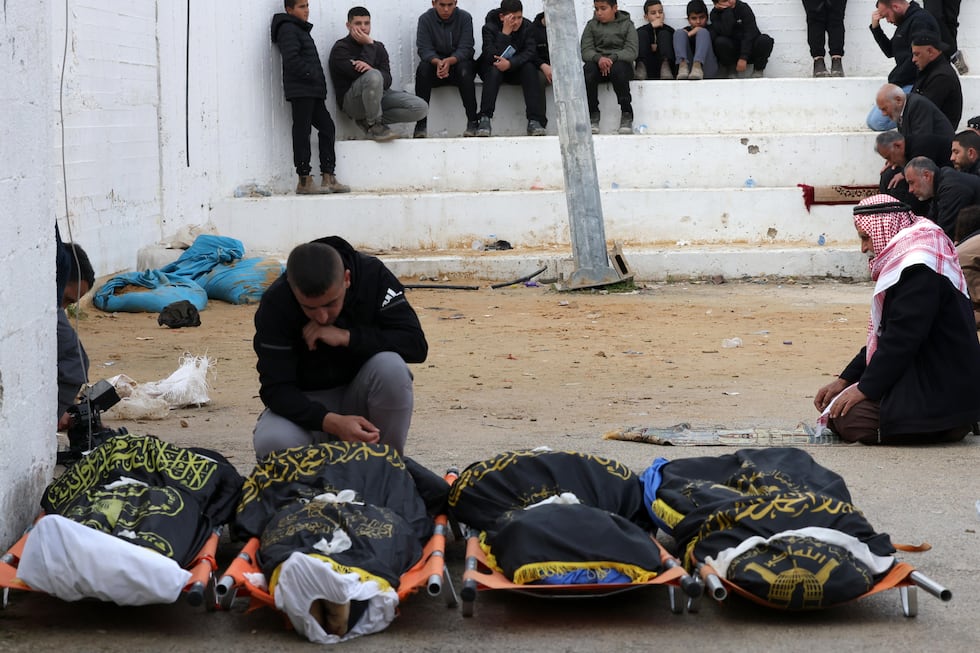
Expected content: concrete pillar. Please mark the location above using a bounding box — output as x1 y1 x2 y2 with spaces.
0 5 57 548
542 0 619 289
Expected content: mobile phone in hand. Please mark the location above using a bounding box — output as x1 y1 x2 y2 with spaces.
500 45 516 60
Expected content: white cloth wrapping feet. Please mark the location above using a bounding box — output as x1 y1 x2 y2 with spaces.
273 551 398 644
17 514 192 605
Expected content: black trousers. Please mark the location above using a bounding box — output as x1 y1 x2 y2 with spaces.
638 29 677 78
801 0 847 58
478 61 546 125
289 97 336 177
414 58 479 124
583 59 633 118
712 33 775 70
923 0 961 53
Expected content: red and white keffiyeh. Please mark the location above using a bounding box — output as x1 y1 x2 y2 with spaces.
854 195 968 360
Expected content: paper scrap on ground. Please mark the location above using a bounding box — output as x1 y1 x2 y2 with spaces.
603 422 843 446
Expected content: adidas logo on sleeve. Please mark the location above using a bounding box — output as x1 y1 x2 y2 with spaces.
381 287 404 308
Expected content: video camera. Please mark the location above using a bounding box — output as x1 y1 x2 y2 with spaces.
58 379 128 465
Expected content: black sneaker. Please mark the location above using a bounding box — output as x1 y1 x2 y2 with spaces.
527 120 546 136
590 114 600 134
475 115 492 137
463 120 480 137
413 121 427 139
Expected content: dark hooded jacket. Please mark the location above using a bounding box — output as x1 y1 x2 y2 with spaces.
912 54 963 129
531 12 549 67
869 1 940 87
480 9 537 70
254 236 427 431
480 8 537 69
271 12 328 100
416 6 476 63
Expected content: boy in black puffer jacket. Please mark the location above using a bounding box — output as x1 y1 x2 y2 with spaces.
271 0 350 194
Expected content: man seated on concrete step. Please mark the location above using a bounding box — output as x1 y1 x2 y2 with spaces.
414 0 479 138
708 0 773 78
951 130 980 176
329 6 429 142
866 0 941 131
910 32 962 130
475 0 547 137
905 156 980 239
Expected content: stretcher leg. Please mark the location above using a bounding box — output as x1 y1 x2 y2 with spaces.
901 585 918 618
442 567 459 608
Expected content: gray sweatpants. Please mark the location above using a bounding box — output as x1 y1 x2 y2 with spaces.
252 351 414 460
341 69 429 126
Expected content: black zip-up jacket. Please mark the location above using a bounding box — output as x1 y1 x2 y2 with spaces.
927 168 980 239
531 12 549 67
329 35 393 102
870 1 940 87
271 13 328 100
708 1 764 61
416 7 475 63
840 264 980 440
254 236 427 431
480 8 536 69
913 55 963 129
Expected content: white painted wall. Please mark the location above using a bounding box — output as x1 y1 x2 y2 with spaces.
43 0 980 273
0 5 57 549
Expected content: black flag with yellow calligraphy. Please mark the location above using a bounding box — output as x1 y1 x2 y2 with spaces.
41 433 243 567
644 448 896 609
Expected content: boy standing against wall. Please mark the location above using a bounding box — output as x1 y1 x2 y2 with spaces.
581 0 639 135
271 0 350 194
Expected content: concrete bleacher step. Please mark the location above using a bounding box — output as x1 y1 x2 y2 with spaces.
370 76 980 140
210 74 980 279
212 186 862 256
307 131 879 193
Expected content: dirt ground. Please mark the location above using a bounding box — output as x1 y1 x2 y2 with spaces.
5 278 980 652
63 277 870 470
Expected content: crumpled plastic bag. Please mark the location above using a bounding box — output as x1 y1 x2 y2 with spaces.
105 355 214 419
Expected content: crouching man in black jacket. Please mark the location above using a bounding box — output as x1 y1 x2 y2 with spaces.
252 237 428 460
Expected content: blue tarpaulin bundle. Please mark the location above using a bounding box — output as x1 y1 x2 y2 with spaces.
93 270 209 313
93 235 282 312
200 257 284 305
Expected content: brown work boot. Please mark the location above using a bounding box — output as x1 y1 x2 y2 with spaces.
296 175 328 194
321 173 350 194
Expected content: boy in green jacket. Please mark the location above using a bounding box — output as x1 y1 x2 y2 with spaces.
581 0 638 135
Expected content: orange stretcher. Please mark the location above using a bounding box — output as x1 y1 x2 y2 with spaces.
691 553 952 617
214 513 457 614
458 525 703 617
0 513 222 609
215 471 460 617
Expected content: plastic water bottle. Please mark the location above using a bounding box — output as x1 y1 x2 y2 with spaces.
611 182 620 189
633 124 648 135
817 233 826 246
744 177 756 188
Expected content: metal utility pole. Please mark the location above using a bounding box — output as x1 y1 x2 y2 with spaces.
542 0 620 290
